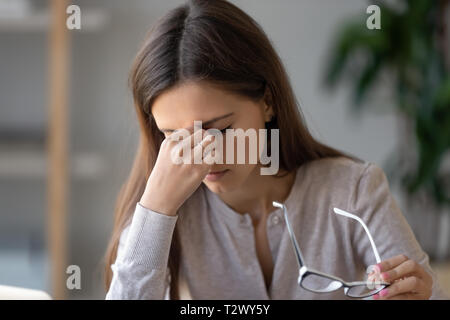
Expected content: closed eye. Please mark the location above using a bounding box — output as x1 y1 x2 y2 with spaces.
206 125 232 134
220 125 232 134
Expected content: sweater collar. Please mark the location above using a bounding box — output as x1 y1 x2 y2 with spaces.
202 165 304 228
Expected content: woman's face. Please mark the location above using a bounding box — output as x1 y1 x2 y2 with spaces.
151 80 273 194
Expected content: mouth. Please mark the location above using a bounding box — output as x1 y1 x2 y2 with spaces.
205 169 229 182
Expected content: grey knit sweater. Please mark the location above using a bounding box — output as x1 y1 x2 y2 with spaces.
105 157 449 300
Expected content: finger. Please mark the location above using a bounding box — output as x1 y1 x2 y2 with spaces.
170 128 205 160
170 127 204 147
191 134 215 164
377 254 409 273
202 136 218 165
182 128 205 150
167 128 193 144
388 291 430 300
385 293 425 300
377 276 426 300
203 148 215 166
190 128 207 149
381 259 422 282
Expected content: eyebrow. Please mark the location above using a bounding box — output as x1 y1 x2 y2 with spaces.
159 112 234 133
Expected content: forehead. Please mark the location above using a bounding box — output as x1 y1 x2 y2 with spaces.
151 81 248 129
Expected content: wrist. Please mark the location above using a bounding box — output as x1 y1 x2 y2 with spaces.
139 193 178 217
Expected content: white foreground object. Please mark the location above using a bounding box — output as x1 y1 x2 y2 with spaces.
0 285 52 300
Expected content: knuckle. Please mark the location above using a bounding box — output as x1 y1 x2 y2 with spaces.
405 259 416 270
162 138 175 148
160 138 169 147
170 148 181 162
399 254 409 261
409 276 419 288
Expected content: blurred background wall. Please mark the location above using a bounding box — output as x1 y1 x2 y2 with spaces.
0 0 448 299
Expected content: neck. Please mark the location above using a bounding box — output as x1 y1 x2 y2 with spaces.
218 165 297 222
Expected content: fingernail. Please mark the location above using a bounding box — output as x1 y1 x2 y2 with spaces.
381 272 389 280
373 294 379 300
376 263 382 272
380 289 389 297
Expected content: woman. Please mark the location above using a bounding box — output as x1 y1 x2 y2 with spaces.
104 0 447 300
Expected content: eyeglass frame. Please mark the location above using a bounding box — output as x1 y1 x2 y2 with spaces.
272 201 390 299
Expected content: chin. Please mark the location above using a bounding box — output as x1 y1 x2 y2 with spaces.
203 173 239 194
203 181 231 194
202 167 252 194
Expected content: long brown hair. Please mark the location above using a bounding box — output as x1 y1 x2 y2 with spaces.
104 0 359 299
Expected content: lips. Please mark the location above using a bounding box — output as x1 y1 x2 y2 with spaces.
209 170 226 174
205 169 229 181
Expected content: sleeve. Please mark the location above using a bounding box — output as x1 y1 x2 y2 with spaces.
348 162 449 300
105 202 178 300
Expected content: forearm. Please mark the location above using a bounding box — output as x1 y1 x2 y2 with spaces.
105 203 178 300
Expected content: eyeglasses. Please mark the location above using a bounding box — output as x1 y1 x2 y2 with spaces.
272 201 390 298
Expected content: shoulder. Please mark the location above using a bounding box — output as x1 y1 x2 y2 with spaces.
298 156 390 205
300 156 376 184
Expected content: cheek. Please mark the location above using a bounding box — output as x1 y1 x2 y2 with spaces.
229 163 257 179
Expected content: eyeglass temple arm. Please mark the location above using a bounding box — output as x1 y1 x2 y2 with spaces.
333 207 381 263
272 201 305 268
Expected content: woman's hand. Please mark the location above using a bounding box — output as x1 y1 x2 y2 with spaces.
373 254 433 300
140 128 215 216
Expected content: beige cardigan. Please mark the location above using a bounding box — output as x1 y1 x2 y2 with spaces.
106 156 449 299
